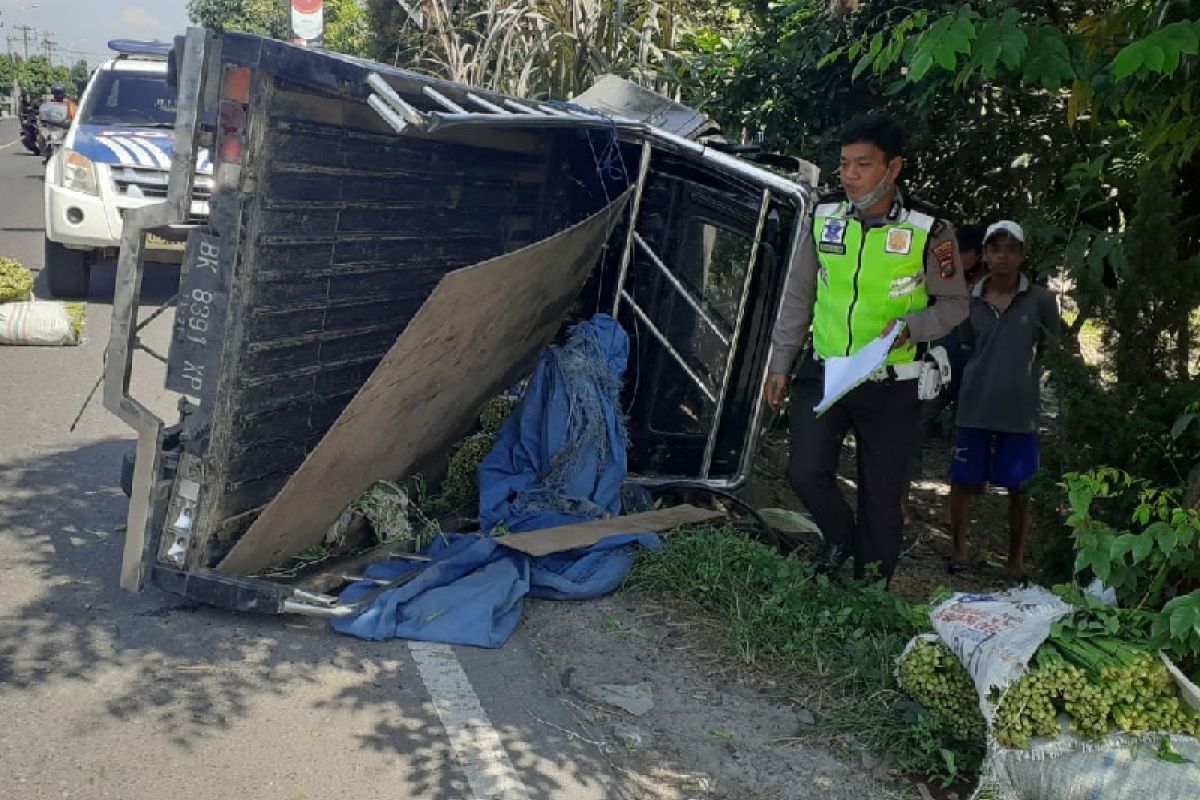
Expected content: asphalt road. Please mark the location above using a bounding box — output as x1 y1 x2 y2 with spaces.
0 117 617 800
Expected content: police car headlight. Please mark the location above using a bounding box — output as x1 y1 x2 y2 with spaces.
61 149 99 196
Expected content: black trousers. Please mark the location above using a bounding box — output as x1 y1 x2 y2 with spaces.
788 355 923 580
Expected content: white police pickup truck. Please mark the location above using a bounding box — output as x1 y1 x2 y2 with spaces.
43 40 213 297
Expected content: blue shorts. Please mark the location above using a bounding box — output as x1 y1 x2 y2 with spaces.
949 427 1039 490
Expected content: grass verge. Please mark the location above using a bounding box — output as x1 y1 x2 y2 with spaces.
627 524 985 789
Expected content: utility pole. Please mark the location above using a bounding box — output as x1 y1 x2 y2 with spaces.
41 32 56 65
13 24 34 60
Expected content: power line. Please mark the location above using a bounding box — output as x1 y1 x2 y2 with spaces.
0 29 106 63
58 48 108 58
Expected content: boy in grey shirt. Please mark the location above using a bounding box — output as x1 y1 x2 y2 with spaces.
949 221 1061 576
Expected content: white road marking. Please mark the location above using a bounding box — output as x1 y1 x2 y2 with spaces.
409 641 532 800
0 139 19 151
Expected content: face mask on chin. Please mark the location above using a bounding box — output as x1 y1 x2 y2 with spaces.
847 175 893 212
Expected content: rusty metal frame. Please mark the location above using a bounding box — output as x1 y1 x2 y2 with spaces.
103 27 208 591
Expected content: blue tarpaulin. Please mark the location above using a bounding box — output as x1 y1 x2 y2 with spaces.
330 531 659 647
477 313 630 534
331 314 661 648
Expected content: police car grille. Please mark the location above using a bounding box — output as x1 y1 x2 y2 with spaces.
111 166 212 205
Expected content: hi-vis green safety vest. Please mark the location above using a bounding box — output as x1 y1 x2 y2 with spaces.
811 200 933 366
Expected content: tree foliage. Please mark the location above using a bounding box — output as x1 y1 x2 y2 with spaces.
182 0 724 103
361 0 718 99
0 55 73 97
684 0 1200 492
187 0 290 38
69 60 91 97
325 0 373 55
186 0 375 56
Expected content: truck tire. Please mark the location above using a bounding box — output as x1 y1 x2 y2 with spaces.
44 239 91 298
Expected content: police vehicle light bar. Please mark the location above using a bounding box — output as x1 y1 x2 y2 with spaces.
107 39 173 58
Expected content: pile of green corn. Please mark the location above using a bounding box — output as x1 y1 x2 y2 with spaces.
1002 637 1200 746
0 257 34 302
897 638 988 742
434 395 518 514
898 637 1200 750
65 301 87 342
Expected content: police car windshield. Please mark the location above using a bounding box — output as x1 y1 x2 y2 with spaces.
78 70 177 127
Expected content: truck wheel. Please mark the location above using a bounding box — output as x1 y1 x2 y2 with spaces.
44 239 91 298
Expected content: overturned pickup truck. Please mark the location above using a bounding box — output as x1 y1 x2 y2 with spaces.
104 28 815 616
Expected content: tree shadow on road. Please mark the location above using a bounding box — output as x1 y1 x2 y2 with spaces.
0 439 619 799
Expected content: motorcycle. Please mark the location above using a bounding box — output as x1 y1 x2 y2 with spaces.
36 102 71 165
20 104 41 155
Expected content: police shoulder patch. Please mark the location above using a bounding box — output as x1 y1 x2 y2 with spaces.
933 240 956 279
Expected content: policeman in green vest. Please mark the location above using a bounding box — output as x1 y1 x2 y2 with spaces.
764 114 969 581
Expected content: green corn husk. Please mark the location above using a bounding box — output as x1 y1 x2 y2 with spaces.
897 638 987 743
65 302 86 343
0 257 35 302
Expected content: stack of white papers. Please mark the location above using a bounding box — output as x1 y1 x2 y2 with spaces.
814 323 905 415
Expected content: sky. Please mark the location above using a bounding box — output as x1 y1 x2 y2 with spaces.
0 0 192 67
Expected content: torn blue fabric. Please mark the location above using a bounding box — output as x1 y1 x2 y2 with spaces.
330 532 660 647
527 533 660 600
331 314 660 648
331 535 528 648
477 313 629 534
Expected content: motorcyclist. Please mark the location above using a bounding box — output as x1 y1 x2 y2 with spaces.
36 84 76 163
50 83 78 120
19 93 42 154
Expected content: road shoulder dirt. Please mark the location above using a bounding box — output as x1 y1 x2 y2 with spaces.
523 593 900 800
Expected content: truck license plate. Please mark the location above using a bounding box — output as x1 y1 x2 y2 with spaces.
166 231 229 403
